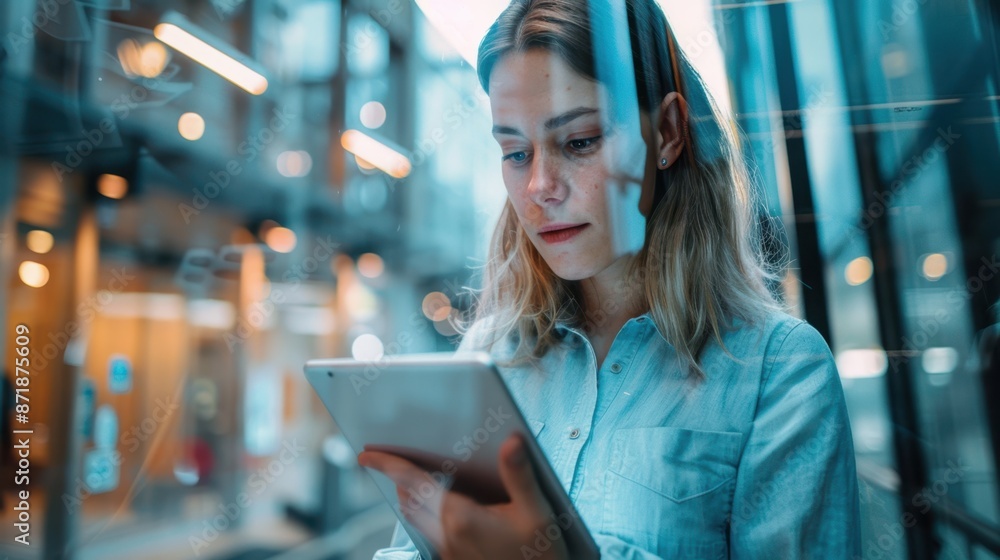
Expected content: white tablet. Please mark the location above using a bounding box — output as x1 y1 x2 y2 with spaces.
304 352 600 560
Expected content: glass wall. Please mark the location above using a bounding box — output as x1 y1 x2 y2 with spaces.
0 0 997 559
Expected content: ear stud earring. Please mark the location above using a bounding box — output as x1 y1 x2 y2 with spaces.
660 158 668 168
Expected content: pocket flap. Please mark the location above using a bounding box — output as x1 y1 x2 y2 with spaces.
609 427 742 502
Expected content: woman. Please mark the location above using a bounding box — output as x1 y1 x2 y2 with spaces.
361 0 861 558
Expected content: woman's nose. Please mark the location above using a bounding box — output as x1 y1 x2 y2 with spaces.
527 154 565 206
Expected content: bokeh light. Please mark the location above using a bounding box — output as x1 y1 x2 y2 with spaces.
178 112 206 141
358 253 384 279
360 101 387 129
19 261 50 288
26 230 54 254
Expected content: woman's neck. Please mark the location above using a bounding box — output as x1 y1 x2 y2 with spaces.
576 258 647 339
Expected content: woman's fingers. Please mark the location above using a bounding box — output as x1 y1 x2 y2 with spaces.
497 434 551 516
358 451 451 549
396 486 448 552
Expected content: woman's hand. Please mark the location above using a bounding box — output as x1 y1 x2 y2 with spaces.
358 434 571 560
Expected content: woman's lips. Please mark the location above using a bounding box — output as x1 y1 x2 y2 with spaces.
538 224 589 244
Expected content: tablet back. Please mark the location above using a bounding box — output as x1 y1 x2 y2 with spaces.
304 352 599 560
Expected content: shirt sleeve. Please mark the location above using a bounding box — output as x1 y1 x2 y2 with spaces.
729 320 862 558
371 520 422 560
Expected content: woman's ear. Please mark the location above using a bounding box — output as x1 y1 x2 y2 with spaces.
655 92 689 170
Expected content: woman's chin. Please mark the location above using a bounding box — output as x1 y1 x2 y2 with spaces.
546 261 600 282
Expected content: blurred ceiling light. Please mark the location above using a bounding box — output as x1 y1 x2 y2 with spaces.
922 347 958 375
881 45 911 79
360 101 387 129
178 112 205 140
154 12 268 95
357 253 384 279
422 291 452 322
835 349 888 379
352 333 385 361
341 130 411 179
921 253 948 281
277 150 312 178
845 256 874 286
188 299 236 330
19 261 50 288
117 38 169 78
97 174 128 199
265 226 297 253
26 230 54 254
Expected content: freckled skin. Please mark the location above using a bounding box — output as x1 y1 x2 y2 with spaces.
489 50 660 282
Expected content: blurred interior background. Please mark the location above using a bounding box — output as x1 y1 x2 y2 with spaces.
0 0 998 558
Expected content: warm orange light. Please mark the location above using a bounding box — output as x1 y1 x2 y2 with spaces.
922 253 948 281
358 253 384 279
26 230 54 254
178 112 205 141
341 130 411 179
117 39 169 78
845 257 873 286
97 174 128 199
421 292 452 322
19 261 50 288
265 227 297 253
154 22 268 94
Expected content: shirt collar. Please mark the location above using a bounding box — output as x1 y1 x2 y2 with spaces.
554 310 668 344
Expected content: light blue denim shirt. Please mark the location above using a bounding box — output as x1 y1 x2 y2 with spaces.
372 310 861 559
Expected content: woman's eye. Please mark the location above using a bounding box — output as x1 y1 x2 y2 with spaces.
503 151 528 164
568 136 602 152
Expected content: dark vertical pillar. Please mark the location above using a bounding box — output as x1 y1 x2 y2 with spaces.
767 3 832 344
825 1 938 557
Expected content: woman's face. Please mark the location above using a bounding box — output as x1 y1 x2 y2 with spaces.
488 49 658 281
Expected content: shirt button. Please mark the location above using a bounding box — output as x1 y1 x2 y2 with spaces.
569 428 580 439
610 362 623 373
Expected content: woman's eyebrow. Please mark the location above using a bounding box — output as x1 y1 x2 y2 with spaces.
491 107 599 137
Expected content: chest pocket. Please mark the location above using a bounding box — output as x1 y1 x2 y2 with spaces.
603 427 742 559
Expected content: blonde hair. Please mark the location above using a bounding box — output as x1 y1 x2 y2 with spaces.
463 0 783 377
